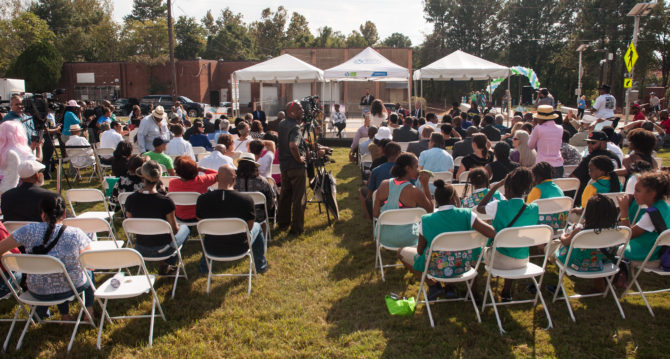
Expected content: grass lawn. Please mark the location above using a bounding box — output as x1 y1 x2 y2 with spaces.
1 147 669 358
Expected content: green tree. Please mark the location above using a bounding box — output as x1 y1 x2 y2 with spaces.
284 12 313 48
250 7 287 57
359 21 379 47
203 8 256 60
120 18 169 65
381 33 412 48
312 26 345 48
7 41 63 92
201 10 218 37
175 16 206 59
0 11 55 75
124 0 166 23
345 31 367 47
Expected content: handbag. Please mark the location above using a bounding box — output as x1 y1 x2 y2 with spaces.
385 294 416 316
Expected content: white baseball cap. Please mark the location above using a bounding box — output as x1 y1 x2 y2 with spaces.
18 160 45 178
374 126 392 140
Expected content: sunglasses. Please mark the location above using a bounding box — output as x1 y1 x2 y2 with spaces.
513 138 519 140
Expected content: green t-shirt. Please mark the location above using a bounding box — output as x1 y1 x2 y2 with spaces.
535 180 564 199
490 199 539 259
414 207 477 278
143 151 174 170
625 200 670 261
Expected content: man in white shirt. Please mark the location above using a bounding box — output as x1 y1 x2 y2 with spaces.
65 124 94 179
417 113 438 135
650 92 661 113
198 144 235 170
331 104 347 138
99 121 124 149
591 84 616 120
165 124 195 161
137 106 170 152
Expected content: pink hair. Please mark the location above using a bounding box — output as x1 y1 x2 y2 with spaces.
0 121 32 168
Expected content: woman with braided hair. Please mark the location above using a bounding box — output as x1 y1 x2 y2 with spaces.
0 193 94 320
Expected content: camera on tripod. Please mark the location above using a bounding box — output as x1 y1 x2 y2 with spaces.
299 95 321 121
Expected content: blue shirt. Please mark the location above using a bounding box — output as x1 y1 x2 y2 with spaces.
188 133 213 151
63 111 80 136
419 147 454 172
2 111 35 140
578 99 586 109
207 130 229 141
97 116 111 125
368 161 395 191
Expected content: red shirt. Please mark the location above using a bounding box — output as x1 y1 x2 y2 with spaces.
168 169 218 220
0 222 20 273
662 118 670 135
633 111 646 122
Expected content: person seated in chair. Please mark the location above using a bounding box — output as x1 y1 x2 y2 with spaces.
64 124 95 181
1 160 54 222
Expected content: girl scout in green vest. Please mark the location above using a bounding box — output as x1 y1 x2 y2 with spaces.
618 171 670 273
477 167 539 301
399 179 495 300
461 167 504 208
576 155 620 214
527 162 566 231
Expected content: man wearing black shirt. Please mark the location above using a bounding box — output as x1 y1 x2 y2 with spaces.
196 164 268 273
1 160 53 222
277 101 307 234
481 115 502 141
571 130 621 206
393 116 419 142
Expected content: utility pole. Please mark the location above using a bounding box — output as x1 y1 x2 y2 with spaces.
167 0 177 102
625 2 657 125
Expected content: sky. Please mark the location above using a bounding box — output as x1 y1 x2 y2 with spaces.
111 0 432 46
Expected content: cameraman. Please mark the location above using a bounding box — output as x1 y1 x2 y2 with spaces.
3 95 36 141
277 101 307 235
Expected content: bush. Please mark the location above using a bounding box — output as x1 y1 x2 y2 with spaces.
7 41 63 93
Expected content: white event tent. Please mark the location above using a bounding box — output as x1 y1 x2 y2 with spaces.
413 50 511 119
324 47 412 112
232 53 324 116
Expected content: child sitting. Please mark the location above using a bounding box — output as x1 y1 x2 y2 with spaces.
461 167 503 208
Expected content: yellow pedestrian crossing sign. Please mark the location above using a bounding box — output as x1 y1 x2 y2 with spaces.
624 78 632 88
624 43 638 73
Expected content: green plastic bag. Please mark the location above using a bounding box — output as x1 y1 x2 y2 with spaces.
385 294 416 316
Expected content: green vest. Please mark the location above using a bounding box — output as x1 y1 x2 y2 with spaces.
625 200 670 261
414 208 476 277
491 199 539 259
535 180 564 199
591 178 619 194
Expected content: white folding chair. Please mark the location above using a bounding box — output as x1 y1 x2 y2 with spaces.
95 148 114 175
621 229 670 317
192 146 207 155
160 176 180 189
78 249 165 348
0 270 33 351
66 147 97 182
654 157 663 168
553 177 580 203
2 221 37 234
158 164 168 175
398 142 410 152
63 217 124 250
453 156 463 168
417 231 487 327
553 227 631 321
271 163 281 176
432 171 453 184
374 208 426 281
196 152 210 162
563 165 578 177
122 218 188 299
117 192 132 218
458 170 470 184
66 189 114 223
533 197 573 238
246 192 271 251
481 225 554 335
166 192 202 240
1 254 95 351
196 218 256 294
451 183 467 198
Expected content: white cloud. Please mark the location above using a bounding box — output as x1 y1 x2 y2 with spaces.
111 0 431 45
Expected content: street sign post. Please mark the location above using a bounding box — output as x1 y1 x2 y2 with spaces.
623 78 632 88
624 43 638 73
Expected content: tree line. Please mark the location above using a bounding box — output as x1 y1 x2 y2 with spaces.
0 0 668 106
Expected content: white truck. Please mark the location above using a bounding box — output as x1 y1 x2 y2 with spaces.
0 78 26 110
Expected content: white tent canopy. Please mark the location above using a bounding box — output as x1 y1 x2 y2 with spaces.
413 50 509 81
233 53 324 83
324 47 409 81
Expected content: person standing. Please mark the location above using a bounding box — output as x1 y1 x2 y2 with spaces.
577 95 586 119
528 105 564 177
137 106 170 153
591 85 616 122
360 88 375 116
2 95 36 141
536 88 555 108
253 104 267 130
277 101 307 234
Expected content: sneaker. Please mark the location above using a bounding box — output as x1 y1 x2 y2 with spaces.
256 264 270 274
158 262 178 276
500 291 513 302
427 284 445 301
444 285 458 299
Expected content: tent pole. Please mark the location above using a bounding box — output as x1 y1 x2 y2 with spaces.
407 78 411 114
420 79 423 114
506 70 511 126
259 81 263 112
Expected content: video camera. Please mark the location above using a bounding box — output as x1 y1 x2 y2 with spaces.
23 92 64 130
300 95 321 122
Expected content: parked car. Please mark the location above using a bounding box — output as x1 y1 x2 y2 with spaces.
140 95 207 117
113 97 139 116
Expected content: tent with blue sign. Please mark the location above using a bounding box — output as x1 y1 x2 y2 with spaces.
323 47 409 81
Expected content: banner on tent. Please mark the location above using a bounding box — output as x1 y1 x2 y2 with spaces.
488 66 541 93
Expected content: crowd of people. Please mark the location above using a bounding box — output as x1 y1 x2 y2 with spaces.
352 89 670 303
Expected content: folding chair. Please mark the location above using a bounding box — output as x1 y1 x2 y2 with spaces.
196 152 210 162
122 218 188 299
2 222 37 234
196 218 257 294
621 229 670 317
553 177 580 203
451 183 467 198
398 142 410 152
160 176 180 189
553 227 631 321
166 192 202 241
66 148 97 183
563 165 578 177
117 192 132 218
457 170 470 184
78 249 165 348
481 225 554 335
0 270 33 351
192 146 207 155
94 148 114 176
63 217 124 250
416 231 487 327
374 208 426 281
66 189 114 223
453 156 463 168
432 171 453 184
1 254 95 351
533 197 573 238
271 163 281 176
246 192 271 250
